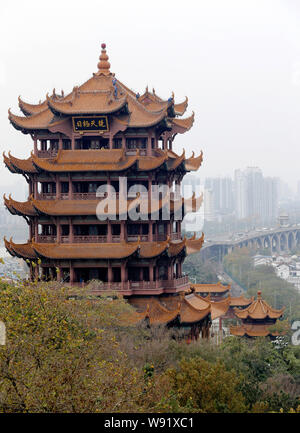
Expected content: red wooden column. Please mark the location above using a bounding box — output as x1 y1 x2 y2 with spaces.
69 218 74 242
34 217 38 240
34 175 38 198
178 261 182 278
149 221 153 242
70 263 75 284
58 135 62 150
120 221 125 241
107 221 112 242
56 175 60 199
71 135 75 150
147 132 152 156
149 263 154 282
68 174 73 199
139 267 143 282
167 221 171 237
56 219 61 243
121 262 126 289
108 262 113 284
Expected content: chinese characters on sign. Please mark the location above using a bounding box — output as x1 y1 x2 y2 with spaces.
72 116 109 132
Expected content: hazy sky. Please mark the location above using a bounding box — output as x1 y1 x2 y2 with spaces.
1 0 300 196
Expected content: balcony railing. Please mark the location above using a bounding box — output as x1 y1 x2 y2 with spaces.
37 193 56 200
36 150 58 158
36 233 182 244
84 276 189 292
37 235 57 243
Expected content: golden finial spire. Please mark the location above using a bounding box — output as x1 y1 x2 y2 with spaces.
96 43 111 75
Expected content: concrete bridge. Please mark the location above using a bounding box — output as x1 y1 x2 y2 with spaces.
200 225 300 262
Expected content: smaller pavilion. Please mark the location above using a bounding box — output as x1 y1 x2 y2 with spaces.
230 291 285 338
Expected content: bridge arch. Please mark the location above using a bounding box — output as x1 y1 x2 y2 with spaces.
270 234 280 253
263 236 271 250
256 237 263 250
288 231 296 251
280 232 288 252
295 231 300 249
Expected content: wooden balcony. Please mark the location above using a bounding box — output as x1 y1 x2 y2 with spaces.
36 233 182 244
36 150 58 158
37 193 56 200
74 275 190 295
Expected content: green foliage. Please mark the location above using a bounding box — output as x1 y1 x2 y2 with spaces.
166 357 246 413
0 278 299 413
183 254 218 283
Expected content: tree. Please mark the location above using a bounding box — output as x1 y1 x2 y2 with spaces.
0 280 145 412
166 357 246 413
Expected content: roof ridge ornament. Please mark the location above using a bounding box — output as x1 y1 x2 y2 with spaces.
96 43 111 76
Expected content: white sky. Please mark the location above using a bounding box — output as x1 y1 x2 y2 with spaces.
1 0 300 195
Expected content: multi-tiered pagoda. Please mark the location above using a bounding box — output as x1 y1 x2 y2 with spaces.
4 43 205 297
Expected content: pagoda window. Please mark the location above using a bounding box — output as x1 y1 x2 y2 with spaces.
82 137 109 149
50 140 59 152
61 225 69 236
62 139 71 150
143 267 149 281
140 138 147 149
75 139 82 149
151 138 155 149
61 182 69 193
158 265 167 280
112 267 121 282
128 267 140 281
127 180 148 194
158 223 165 235
41 182 56 194
41 224 56 235
88 225 98 236
98 225 107 235
113 138 122 149
126 138 137 149
112 224 120 235
142 224 149 235
73 182 102 193
127 224 139 235
40 140 48 151
111 180 119 193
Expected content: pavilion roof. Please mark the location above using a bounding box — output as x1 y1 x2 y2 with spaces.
3 148 203 174
190 281 231 293
4 192 203 218
230 295 254 307
127 291 230 326
128 294 210 325
234 291 285 320
185 293 230 320
9 44 193 133
4 234 204 260
230 323 280 337
18 96 48 116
